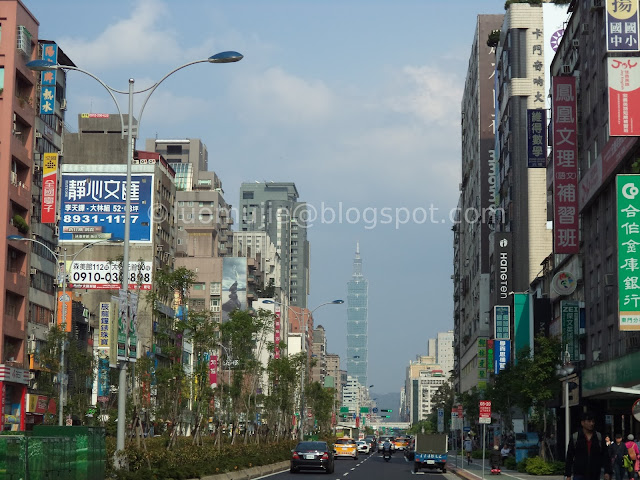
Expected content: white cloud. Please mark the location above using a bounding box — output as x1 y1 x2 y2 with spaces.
56 0 209 70
231 67 336 126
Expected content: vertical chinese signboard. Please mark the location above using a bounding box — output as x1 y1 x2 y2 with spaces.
274 306 281 359
479 400 492 424
494 305 511 340
527 109 547 167
606 0 640 52
552 76 579 254
477 338 488 389
608 57 640 136
41 153 58 223
209 355 218 388
617 175 640 331
561 300 580 360
40 43 57 115
494 340 511 374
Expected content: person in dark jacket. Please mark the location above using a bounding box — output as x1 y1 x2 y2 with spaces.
565 411 612 480
490 445 502 469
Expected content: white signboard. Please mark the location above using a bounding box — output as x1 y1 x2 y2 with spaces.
69 261 152 290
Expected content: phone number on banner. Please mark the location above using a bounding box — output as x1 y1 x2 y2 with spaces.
68 261 152 290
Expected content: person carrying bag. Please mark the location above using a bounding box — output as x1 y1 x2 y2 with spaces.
625 435 640 480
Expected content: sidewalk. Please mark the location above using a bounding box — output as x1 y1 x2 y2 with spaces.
447 455 564 480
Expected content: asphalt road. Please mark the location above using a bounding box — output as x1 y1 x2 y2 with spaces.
260 451 453 479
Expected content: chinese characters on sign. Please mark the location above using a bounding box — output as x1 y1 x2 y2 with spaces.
527 109 547 167
561 300 580 360
39 43 57 115
479 400 492 424
274 307 281 359
41 153 58 223
494 305 511 340
608 57 640 136
69 260 153 291
59 173 153 243
99 302 111 349
617 175 640 331
209 355 218 387
552 76 579 254
606 0 640 52
477 338 488 389
530 27 546 106
494 340 511 374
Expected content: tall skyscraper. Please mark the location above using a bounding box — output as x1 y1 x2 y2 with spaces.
346 243 368 387
238 182 309 308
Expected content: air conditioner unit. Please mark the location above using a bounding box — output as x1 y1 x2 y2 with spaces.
581 23 590 34
572 39 579 48
35 132 42 138
34 165 41 172
60 99 67 110
30 268 37 275
562 64 572 74
28 340 36 354
604 273 615 287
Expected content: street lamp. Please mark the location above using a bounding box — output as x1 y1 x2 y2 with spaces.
27 50 243 459
7 235 122 426
263 299 344 440
555 345 576 456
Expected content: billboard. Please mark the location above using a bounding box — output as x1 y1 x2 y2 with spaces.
606 0 640 52
69 260 152 290
527 109 547 168
494 340 511 374
552 76 579 254
493 232 512 305
98 302 111 350
59 173 154 243
221 257 247 322
608 57 640 136
494 305 510 340
616 175 640 330
41 153 58 223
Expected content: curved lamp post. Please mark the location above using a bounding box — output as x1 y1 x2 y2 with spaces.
263 299 344 440
555 345 575 456
7 235 122 426
27 51 242 459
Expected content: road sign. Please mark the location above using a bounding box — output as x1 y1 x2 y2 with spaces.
340 406 349 413
373 407 378 413
352 413 356 419
464 426 471 432
479 400 492 424
437 408 444 433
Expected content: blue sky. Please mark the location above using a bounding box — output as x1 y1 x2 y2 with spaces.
30 0 508 394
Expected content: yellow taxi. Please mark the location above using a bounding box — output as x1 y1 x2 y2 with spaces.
393 436 409 451
334 437 358 459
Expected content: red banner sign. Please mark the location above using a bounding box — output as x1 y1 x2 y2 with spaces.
479 400 492 424
209 355 218 387
41 153 58 223
274 308 281 359
552 76 579 254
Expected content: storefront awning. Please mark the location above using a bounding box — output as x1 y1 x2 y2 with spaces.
585 385 640 400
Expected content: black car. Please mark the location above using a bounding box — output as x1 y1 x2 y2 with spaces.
290 441 335 474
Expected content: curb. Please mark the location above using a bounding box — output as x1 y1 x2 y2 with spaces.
196 461 290 480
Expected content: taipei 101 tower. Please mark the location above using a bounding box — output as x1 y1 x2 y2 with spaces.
347 243 368 387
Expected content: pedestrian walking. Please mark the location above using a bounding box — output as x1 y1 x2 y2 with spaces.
625 435 639 480
611 433 628 480
564 411 612 480
464 437 473 465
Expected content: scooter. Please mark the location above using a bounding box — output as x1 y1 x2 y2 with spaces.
383 450 391 462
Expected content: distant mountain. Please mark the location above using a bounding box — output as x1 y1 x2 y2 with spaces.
372 392 401 422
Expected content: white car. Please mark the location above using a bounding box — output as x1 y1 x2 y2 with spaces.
356 440 371 455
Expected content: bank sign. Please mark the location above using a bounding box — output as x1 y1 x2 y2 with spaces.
59 173 154 243
617 175 640 330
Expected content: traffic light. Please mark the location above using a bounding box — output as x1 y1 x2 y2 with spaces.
381 409 393 413
382 415 391 418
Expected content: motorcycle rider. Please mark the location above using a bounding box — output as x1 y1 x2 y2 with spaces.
383 439 393 457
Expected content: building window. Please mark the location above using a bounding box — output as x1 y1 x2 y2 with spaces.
167 145 182 155
193 283 205 290
243 191 254 199
210 282 221 295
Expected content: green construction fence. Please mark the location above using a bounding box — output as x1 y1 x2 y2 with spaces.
0 426 105 480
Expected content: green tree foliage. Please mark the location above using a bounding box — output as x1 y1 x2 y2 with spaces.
305 382 335 435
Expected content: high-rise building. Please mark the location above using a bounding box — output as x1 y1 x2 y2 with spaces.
454 13 504 394
403 355 442 424
1 0 40 431
346 243 368 387
146 138 234 258
427 330 455 378
238 182 309 308
311 325 327 384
